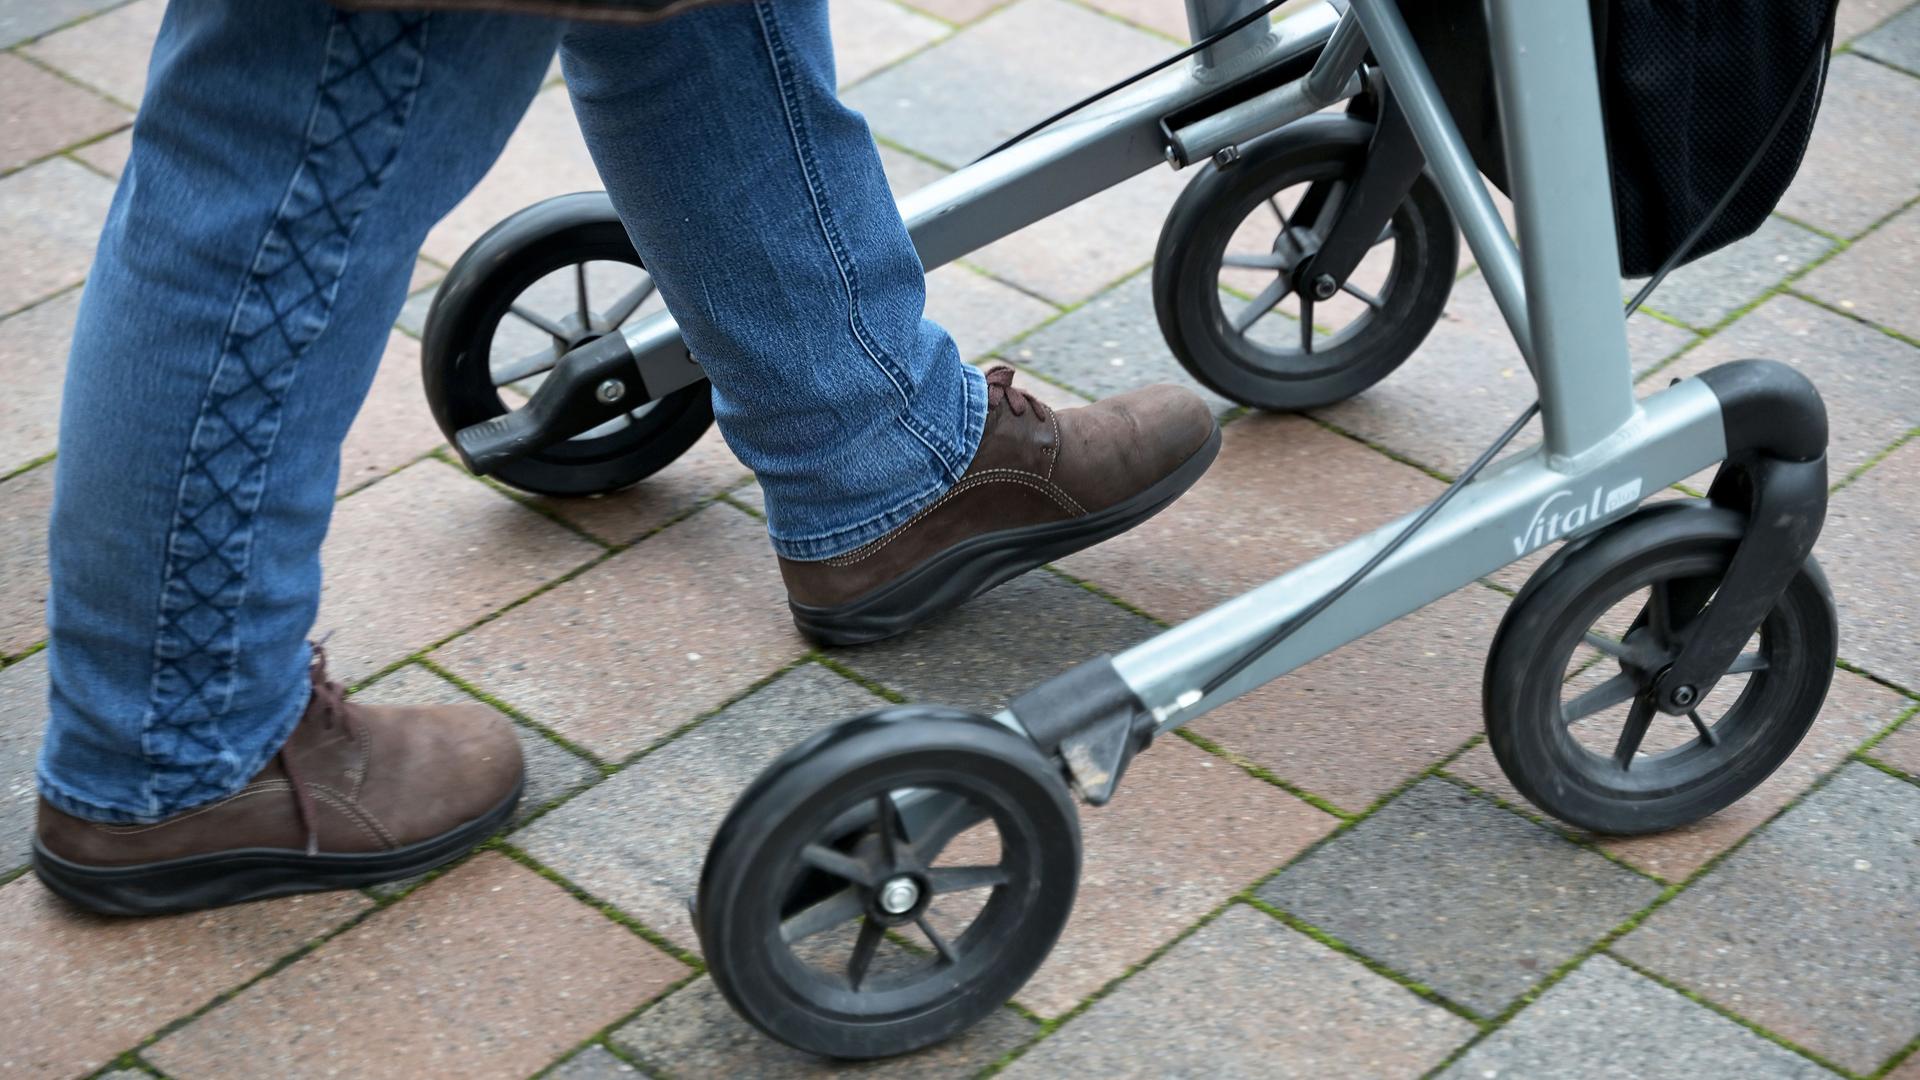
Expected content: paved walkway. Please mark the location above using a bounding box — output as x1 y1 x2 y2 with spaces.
3 1 1919 1077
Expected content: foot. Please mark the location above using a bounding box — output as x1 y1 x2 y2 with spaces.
33 649 523 915
780 366 1218 645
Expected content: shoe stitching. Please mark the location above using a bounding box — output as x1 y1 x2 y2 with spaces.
821 473 1082 568
308 785 397 849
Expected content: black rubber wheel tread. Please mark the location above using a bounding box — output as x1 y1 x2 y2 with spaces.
421 191 713 497
1152 115 1457 412
1483 501 1838 835
697 709 1079 1060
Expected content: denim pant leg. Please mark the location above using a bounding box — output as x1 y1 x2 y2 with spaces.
559 0 987 560
39 1 561 823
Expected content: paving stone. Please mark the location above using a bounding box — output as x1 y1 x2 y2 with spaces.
19 0 162 108
895 0 1006 25
0 875 369 1080
0 287 79 474
1890 1052 1920 1080
613 975 1036 1077
515 664 881 950
1871 713 1920 776
1857 3 1920 73
1448 667 1911 882
1777 55 1920 238
1004 270 1234 415
533 425 752 546
1613 763 1920 1074
421 85 600 267
1798 202 1920 342
0 156 116 315
337 331 445 495
1260 778 1662 1017
1009 904 1475 1079
1631 216 1836 331
1078 0 1191 41
0 0 131 49
545 1044 642 1079
1194 583 1508 814
876 142 948 198
0 652 47 876
834 569 1157 712
1061 412 1443 623
1838 0 1917 43
1649 293 1920 483
1818 440 1920 688
968 161 1189 306
71 126 132 177
434 503 806 760
924 262 1059 361
1316 269 1696 478
316 460 603 685
0 53 129 173
356 664 600 821
830 0 948 87
0 465 53 659
147 853 686 1080
1439 954 1829 1080
1017 737 1336 1015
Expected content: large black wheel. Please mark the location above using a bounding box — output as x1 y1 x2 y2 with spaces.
1152 116 1457 411
697 708 1079 1060
1484 502 1838 835
421 192 713 497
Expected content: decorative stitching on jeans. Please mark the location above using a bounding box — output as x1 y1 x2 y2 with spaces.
137 12 428 814
821 472 1082 567
750 1 968 480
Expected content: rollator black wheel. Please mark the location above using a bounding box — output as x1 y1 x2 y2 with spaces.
696 707 1079 1060
421 192 713 497
1152 116 1457 411
1484 502 1838 836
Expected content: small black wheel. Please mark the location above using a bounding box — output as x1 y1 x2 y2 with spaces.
1152 115 1457 411
696 707 1079 1060
1484 501 1838 835
421 191 713 497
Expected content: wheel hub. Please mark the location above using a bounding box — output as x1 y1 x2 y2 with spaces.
877 876 920 916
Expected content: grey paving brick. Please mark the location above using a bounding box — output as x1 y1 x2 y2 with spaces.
1838 0 1917 43
0 652 45 877
514 664 883 952
0 157 115 316
829 0 948 88
924 263 1059 362
1440 954 1829 1080
1818 440 1920 688
1871 714 1920 776
1259 779 1662 1017
1857 2 1920 74
0 465 52 660
0 288 79 476
1008 905 1475 1079
1614 763 1920 1075
613 975 1035 1077
0 0 129 49
0 53 128 173
19 0 161 108
1630 216 1836 330
544 1044 641 1079
1777 55 1920 237
1003 270 1236 416
833 569 1156 713
1797 202 1920 343
355 664 600 822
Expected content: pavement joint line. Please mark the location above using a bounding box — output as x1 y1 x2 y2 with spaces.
1857 755 1920 786
1304 411 1459 484
1784 286 1920 352
82 1053 166 1080
1853 49 1920 83
1772 208 1851 245
8 45 138 111
831 6 958 97
1856 700 1920 757
1172 726 1356 821
1037 562 1169 625
494 842 705 970
370 658 610 772
1 450 56 484
1064 0 1185 45
333 444 444 502
1830 426 1920 495
1432 770 1671 887
811 652 911 703
439 451 618 550
2 117 133 181
0 639 48 672
526 970 701 1080
1834 658 1920 703
1245 896 1491 1028
1 0 142 49
1874 1032 1920 1079
0 864 27 888
0 278 84 328
951 257 1074 323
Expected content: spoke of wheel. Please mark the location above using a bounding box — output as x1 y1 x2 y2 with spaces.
1341 281 1384 309
491 346 561 386
874 794 903 867
780 887 865 943
1612 696 1655 771
1372 225 1396 247
600 275 656 330
1562 672 1639 726
1724 651 1769 674
802 843 877 888
847 917 884 991
1299 296 1314 354
916 916 960 965
1268 197 1289 230
1583 632 1631 660
1685 708 1718 747
1646 580 1675 644
1222 252 1293 270
573 263 590 327
509 304 568 340
925 865 1008 895
1233 276 1290 332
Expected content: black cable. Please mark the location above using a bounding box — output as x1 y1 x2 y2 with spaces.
969 0 1288 166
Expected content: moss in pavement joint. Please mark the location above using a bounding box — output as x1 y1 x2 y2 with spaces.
1243 897 1489 1028
1173 727 1354 821
812 653 909 704
1 450 56 484
496 843 705 970
1601 949 1864 1078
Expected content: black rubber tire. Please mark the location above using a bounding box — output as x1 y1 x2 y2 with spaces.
1152 116 1457 411
1484 501 1839 835
421 191 713 497
697 708 1079 1060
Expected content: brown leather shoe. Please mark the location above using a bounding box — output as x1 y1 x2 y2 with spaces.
780 366 1218 645
33 649 523 915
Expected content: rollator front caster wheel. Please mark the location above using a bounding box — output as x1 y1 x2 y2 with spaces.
696 707 1079 1060
421 192 713 497
1484 502 1838 836
1152 116 1457 411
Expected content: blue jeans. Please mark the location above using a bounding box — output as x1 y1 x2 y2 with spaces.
41 0 985 823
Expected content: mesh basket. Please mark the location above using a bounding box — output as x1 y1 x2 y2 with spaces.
1402 0 1838 278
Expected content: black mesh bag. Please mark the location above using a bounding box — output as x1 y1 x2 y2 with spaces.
1403 0 1838 278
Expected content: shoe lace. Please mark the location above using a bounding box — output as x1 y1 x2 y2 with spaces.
985 365 1048 419
278 642 355 856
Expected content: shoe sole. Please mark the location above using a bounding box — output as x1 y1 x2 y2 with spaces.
31 778 523 916
792 423 1223 646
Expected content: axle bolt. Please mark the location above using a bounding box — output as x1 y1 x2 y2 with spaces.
1311 274 1338 300
595 379 627 405
1213 145 1240 168
878 876 920 916
1671 684 1698 707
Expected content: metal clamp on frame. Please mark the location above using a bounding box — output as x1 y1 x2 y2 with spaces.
1008 655 1156 805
